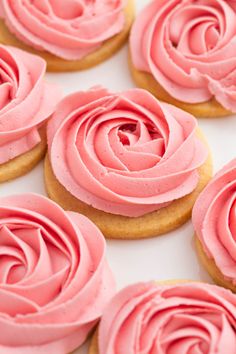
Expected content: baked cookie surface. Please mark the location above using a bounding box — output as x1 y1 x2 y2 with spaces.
0 126 47 183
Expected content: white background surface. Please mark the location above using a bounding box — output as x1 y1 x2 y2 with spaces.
2 1 236 353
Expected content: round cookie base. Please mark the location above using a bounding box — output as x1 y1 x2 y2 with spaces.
44 130 213 240
195 236 236 293
0 0 135 72
129 59 231 118
0 126 47 183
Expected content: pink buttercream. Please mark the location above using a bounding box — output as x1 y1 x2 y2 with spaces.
0 45 61 164
99 282 236 354
0 0 126 60
130 0 236 112
0 193 115 353
193 158 236 284
47 87 208 217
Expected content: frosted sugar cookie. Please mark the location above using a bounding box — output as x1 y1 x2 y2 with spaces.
193 159 236 292
45 87 212 239
0 0 134 71
0 45 61 182
129 0 236 117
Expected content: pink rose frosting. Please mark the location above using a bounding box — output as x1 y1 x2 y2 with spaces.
47 87 208 217
0 193 115 353
0 45 61 164
193 159 236 284
99 282 236 354
130 0 236 111
0 0 126 60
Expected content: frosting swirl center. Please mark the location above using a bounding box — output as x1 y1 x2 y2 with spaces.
0 193 115 353
48 87 208 217
130 0 236 111
168 3 225 55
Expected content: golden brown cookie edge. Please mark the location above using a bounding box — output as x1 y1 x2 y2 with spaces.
44 129 213 239
0 126 47 183
195 236 236 293
89 331 99 354
129 57 231 118
0 0 135 72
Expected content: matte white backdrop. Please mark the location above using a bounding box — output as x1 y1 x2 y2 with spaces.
1 1 236 353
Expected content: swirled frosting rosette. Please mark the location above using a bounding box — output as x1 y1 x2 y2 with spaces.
193 159 236 290
0 193 115 353
130 0 236 112
91 282 236 354
0 45 61 166
0 0 127 61
47 87 208 220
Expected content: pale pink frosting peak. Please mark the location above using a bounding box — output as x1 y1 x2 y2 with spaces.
193 159 236 284
0 0 126 60
0 45 61 164
47 87 208 217
130 0 236 112
99 282 236 354
0 193 115 353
